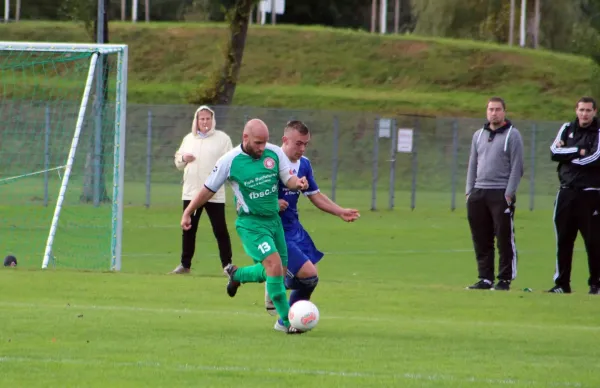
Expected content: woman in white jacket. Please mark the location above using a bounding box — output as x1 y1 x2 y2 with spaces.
171 106 233 274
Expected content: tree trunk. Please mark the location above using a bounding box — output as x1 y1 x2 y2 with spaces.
191 0 257 106
215 0 254 105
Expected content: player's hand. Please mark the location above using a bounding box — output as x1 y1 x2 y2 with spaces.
183 153 195 163
295 177 309 191
580 148 587 156
555 140 564 148
181 213 192 231
339 208 360 222
505 195 513 206
278 199 289 212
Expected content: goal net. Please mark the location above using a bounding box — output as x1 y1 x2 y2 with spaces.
0 42 128 271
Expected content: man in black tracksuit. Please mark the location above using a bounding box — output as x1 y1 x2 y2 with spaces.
465 97 524 291
548 96 600 295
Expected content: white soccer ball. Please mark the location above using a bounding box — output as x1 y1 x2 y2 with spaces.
288 300 320 331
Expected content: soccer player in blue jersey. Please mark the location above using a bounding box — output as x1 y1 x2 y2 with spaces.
266 120 360 321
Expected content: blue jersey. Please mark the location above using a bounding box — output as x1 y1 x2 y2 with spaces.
278 156 320 232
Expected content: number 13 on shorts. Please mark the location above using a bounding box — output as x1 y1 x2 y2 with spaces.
258 242 271 254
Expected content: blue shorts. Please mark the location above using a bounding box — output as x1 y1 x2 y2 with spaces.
284 226 324 279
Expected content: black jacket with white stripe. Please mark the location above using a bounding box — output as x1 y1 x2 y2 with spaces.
550 118 600 189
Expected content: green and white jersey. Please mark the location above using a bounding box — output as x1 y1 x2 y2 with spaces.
204 143 293 217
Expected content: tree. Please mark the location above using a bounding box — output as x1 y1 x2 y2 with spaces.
191 0 259 105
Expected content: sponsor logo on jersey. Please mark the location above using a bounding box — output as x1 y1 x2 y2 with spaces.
264 157 275 169
249 184 278 199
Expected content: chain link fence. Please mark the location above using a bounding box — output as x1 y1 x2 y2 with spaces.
118 104 565 212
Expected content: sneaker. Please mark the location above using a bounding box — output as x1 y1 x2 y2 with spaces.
589 285 600 295
224 264 241 297
169 264 190 274
222 265 231 277
493 280 511 291
547 285 571 294
273 319 305 335
265 284 277 316
466 279 493 290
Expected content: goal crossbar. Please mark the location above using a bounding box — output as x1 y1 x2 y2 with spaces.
0 42 127 54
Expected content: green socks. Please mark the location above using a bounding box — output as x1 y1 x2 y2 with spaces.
266 276 290 326
232 263 266 283
230 267 289 326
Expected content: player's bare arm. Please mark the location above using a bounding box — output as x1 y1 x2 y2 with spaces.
307 192 360 222
181 186 217 230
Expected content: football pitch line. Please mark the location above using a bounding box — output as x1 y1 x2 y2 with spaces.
121 248 474 257
1 302 599 333
0 356 583 387
122 247 570 258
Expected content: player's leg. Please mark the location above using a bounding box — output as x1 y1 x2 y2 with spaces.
226 217 290 294
204 202 233 272
262 251 293 329
286 227 323 304
224 223 271 297
265 238 307 315
266 227 324 313
267 218 296 329
286 260 319 306
172 201 204 274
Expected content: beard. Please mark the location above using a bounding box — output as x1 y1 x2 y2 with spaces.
244 144 263 159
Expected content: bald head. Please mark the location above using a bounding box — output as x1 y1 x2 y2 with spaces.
243 118 269 159
244 119 269 137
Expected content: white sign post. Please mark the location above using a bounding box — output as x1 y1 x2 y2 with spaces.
397 129 413 153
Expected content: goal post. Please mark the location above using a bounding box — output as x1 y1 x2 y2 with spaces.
0 42 128 271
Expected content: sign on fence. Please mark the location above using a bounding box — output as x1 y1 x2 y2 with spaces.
397 129 413 153
378 118 392 138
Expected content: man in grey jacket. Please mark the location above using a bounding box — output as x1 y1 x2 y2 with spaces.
465 97 524 291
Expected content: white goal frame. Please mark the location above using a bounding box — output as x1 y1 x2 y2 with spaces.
0 42 128 271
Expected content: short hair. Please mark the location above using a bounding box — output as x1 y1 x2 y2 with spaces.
576 96 597 110
284 120 310 135
487 97 506 110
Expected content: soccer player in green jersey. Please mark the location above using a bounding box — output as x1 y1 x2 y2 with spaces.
181 118 308 334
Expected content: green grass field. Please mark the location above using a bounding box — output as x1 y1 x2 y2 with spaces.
1 186 599 387
2 19 599 388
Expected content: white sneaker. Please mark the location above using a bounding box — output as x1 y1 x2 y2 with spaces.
273 319 287 333
274 319 305 334
265 284 277 316
169 264 190 274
